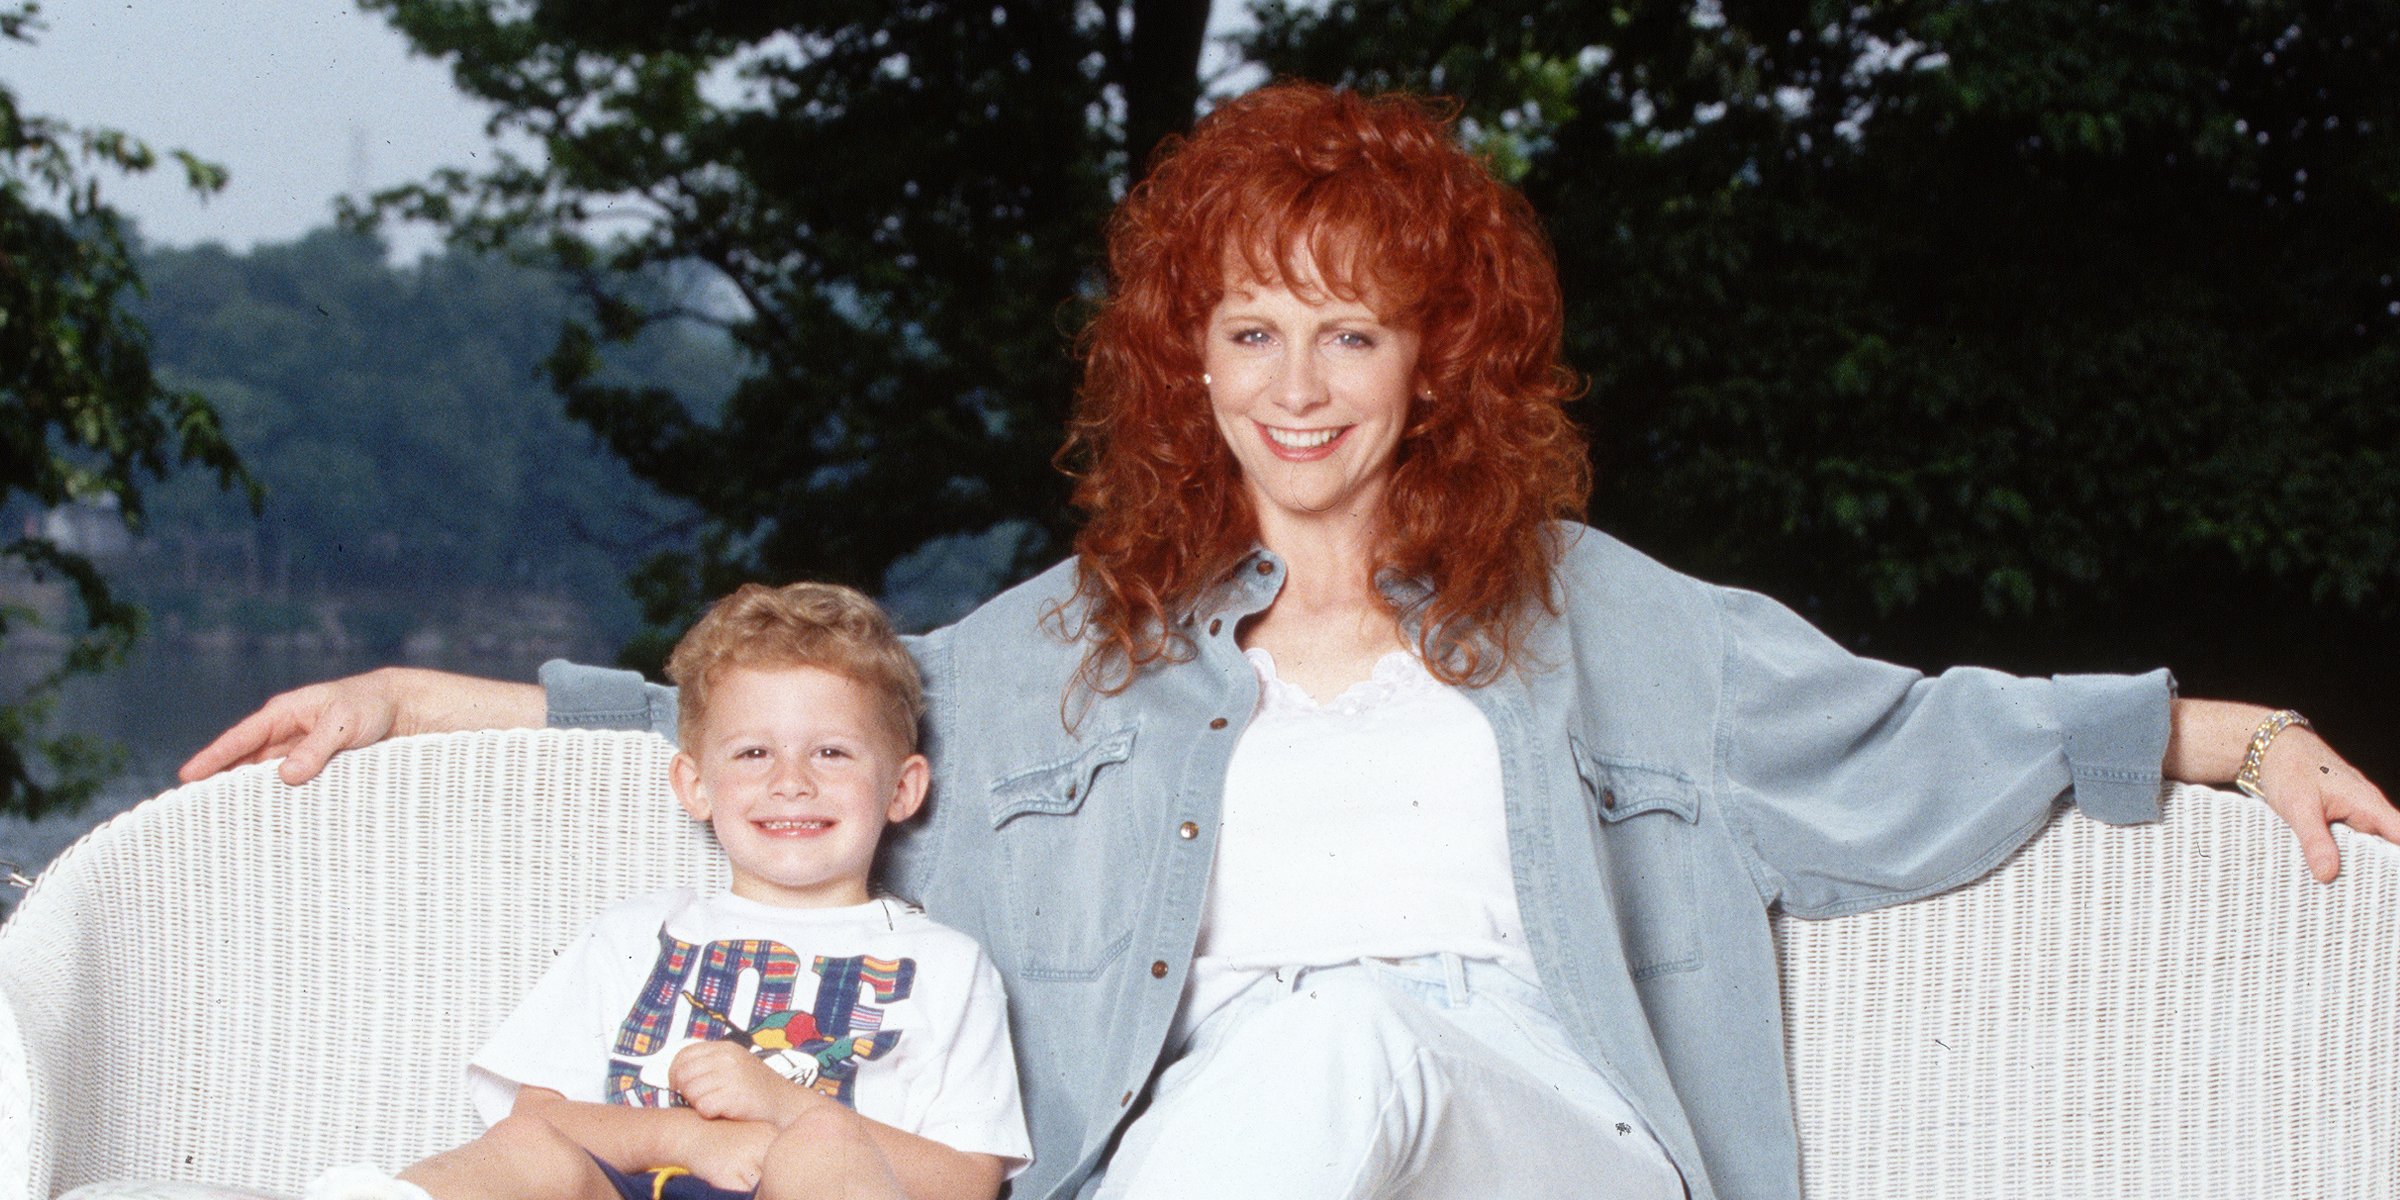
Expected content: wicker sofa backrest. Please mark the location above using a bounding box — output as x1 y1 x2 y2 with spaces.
1780 780 2399 1197
0 730 720 1200
2 728 2394 1199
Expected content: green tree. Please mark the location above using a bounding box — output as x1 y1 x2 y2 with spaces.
353 0 1212 665
366 1 2396 776
0 2 251 819
1249 0 2400 780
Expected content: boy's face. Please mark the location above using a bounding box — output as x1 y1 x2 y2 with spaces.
670 664 927 908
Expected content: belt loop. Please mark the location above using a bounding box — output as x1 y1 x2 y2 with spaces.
1441 952 1468 1007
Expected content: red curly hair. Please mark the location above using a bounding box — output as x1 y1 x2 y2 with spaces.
1059 81 1589 693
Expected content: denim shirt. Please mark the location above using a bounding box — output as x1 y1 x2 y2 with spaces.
544 524 2172 1200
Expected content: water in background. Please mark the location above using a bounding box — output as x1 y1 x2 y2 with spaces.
0 639 584 884
0 533 1020 906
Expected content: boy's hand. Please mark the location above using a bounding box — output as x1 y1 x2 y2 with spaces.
670 1041 819 1127
674 1117 778 1192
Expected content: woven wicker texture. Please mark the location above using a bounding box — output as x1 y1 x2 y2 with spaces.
4 733 2392 1199
0 729 716 1200
1779 783 2400 1198
58 1182 287 1200
1 963 29 1200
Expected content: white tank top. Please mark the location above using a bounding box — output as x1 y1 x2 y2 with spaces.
1177 646 1537 1038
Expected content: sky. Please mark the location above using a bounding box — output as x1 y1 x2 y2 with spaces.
3 2 1264 261
0 0 500 258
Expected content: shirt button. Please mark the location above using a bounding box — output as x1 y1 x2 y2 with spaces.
1209 717 1228 730
1151 960 1170 979
1121 1091 1133 1107
1256 561 1273 575
1178 821 1198 840
1208 618 1222 636
1601 788 1617 810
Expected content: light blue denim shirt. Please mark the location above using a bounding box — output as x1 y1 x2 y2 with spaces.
544 523 2173 1200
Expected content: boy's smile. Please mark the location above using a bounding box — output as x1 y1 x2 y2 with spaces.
670 664 928 908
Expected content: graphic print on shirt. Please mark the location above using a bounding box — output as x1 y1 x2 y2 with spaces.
607 924 918 1109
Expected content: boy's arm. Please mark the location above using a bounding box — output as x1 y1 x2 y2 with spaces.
672 1043 1007 1200
512 1086 779 1191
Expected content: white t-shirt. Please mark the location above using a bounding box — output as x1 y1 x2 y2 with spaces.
1178 647 1537 1039
472 889 1031 1170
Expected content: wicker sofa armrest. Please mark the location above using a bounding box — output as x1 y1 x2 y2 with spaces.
1 973 32 1200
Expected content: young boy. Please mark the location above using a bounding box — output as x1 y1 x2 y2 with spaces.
318 582 1028 1200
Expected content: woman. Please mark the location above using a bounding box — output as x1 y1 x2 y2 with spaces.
185 84 2396 1200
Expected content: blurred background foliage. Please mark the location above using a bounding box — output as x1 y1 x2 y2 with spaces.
4 0 2395 816
2 0 251 817
345 0 1215 667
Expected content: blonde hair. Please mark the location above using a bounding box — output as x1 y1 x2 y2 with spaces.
664 582 924 753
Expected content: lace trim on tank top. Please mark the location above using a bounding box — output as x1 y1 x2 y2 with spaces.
1244 646 1445 717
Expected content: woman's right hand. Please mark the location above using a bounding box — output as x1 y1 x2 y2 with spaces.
176 667 545 786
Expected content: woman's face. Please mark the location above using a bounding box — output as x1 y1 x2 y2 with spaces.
1200 259 1422 539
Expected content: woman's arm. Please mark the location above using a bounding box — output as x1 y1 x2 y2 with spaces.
1706 578 2397 911
177 667 544 786
2167 698 2399 883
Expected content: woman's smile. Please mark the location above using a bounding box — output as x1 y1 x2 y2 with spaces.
1202 259 1421 533
1257 422 1351 457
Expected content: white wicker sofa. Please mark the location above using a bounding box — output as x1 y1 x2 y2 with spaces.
2 728 2394 1200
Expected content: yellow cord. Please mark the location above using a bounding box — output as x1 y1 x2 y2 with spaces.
648 1166 692 1200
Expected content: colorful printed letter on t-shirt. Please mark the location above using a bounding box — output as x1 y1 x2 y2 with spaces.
606 925 918 1110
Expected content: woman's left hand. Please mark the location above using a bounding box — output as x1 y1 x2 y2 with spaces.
2170 699 2400 883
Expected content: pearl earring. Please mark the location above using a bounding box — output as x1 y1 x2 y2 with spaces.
1202 373 1213 386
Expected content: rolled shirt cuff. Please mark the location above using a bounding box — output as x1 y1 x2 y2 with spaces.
539 659 679 740
2054 667 2177 825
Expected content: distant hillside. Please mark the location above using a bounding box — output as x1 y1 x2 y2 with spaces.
115 229 734 656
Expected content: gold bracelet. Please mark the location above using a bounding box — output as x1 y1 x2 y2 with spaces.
2233 709 2310 800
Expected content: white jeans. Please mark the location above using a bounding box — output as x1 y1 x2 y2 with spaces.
1090 955 1686 1199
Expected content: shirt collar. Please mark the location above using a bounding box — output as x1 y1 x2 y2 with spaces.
1175 548 1434 626
1179 547 1283 627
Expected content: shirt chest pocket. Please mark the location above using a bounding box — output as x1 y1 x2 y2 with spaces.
984 723 1143 981
1573 741 1704 979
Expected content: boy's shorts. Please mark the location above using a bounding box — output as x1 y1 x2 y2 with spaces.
591 1155 751 1200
